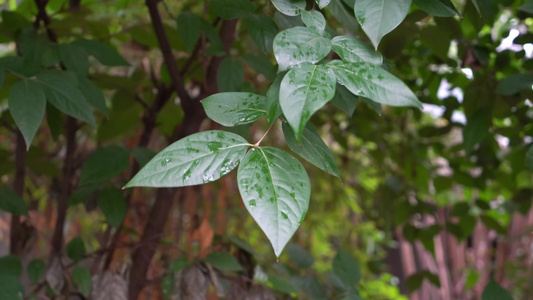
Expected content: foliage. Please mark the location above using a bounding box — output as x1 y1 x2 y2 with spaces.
0 0 531 299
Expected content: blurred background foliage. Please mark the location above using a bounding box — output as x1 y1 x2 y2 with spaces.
0 0 532 299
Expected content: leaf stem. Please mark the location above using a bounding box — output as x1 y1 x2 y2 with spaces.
253 124 273 148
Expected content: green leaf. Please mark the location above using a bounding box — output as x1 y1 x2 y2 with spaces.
67 237 86 262
273 27 332 72
209 0 254 19
98 187 127 228
0 276 23 300
280 63 336 140
282 122 339 177
519 0 533 14
242 54 277 80
177 12 203 53
286 243 314 268
316 0 331 9
274 11 305 29
0 189 28 216
480 215 506 235
237 147 310 256
268 274 299 294
414 0 460 17
0 256 23 300
354 0 412 49
328 60 423 109
27 259 46 285
126 131 250 188
463 111 490 155
161 274 174 299
204 252 243 271
244 14 279 53
71 39 129 66
72 267 91 297
266 73 285 125
217 58 244 92
526 145 533 172
301 10 326 33
131 147 156 168
0 256 22 277
331 35 383 65
202 92 267 126
0 68 5 90
79 145 130 185
271 0 306 16
170 258 188 273
332 249 360 290
328 0 359 33
77 75 108 116
59 43 89 75
8 79 46 148
331 84 358 116
495 73 533 95
361 97 382 114
36 70 96 127
465 268 480 289
482 279 513 300
68 183 99 206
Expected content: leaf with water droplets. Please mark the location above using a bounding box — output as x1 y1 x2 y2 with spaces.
315 0 331 9
126 131 250 188
331 35 383 65
273 26 332 72
282 122 339 177
328 60 422 110
271 0 306 16
354 0 412 49
202 92 267 127
301 10 326 33
237 147 310 257
280 63 336 141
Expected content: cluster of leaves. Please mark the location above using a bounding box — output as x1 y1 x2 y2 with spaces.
126 0 425 258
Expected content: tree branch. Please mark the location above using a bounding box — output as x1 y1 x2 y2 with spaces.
10 131 26 255
145 0 191 106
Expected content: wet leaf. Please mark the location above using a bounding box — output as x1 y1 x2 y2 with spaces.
354 0 412 48
280 63 336 140
237 147 310 256
8 79 46 148
301 10 326 33
202 92 267 126
273 26 332 72
331 35 383 65
126 131 250 188
316 0 331 9
282 122 339 177
271 0 306 16
328 60 422 109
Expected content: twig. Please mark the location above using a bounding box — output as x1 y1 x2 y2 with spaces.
253 124 273 148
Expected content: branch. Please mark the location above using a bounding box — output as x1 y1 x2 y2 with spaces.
10 131 26 255
50 117 78 256
145 0 191 106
